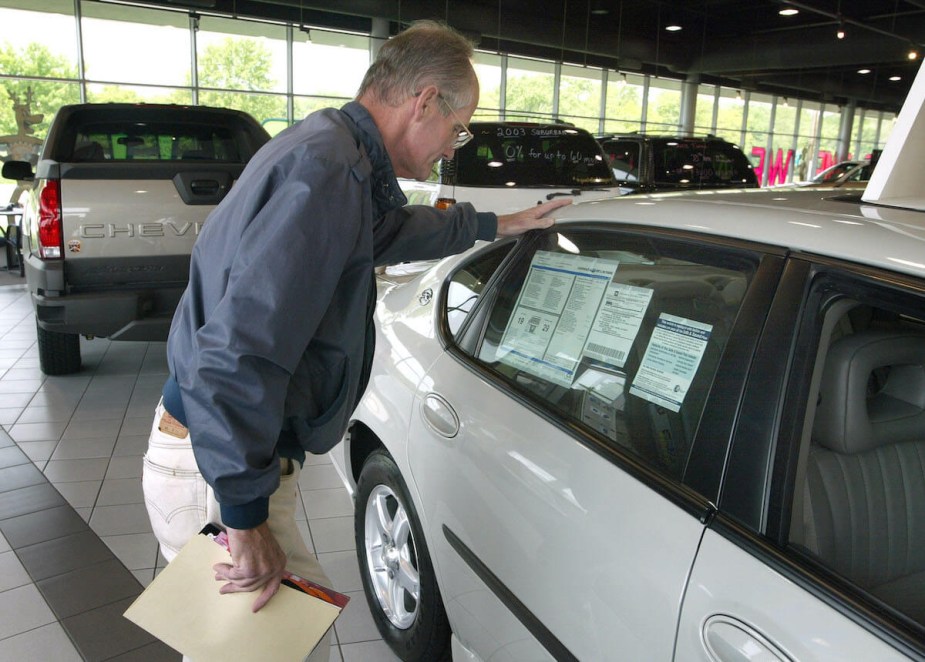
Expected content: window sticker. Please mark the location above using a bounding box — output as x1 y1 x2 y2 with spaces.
629 313 713 412
582 283 654 368
576 369 627 442
498 251 619 387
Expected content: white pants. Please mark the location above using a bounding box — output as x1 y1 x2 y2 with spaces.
142 401 332 662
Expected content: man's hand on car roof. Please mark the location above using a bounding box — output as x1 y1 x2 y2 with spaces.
496 198 571 237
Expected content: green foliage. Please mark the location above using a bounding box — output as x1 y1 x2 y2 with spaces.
192 37 284 123
505 74 555 118
604 84 642 133
646 91 681 133
558 76 601 132
0 41 80 138
86 85 146 104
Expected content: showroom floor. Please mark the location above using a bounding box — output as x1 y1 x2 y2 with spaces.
0 278 400 661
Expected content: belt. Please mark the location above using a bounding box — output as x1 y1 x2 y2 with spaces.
159 409 189 438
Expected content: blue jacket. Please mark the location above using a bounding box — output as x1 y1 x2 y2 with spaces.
166 101 497 528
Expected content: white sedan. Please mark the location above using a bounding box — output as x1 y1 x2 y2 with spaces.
334 182 925 660
332 71 925 662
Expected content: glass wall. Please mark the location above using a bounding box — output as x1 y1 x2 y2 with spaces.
0 0 901 200
817 106 843 172
796 101 822 180
473 52 503 120
558 63 603 133
602 72 644 134
82 3 190 101
505 56 556 121
644 77 681 133
714 88 745 146
694 84 718 135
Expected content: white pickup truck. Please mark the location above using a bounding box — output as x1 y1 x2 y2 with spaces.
1 103 270 374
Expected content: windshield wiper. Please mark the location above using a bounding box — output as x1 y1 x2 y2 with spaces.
546 189 581 199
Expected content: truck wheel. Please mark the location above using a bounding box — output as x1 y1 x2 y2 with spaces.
36 322 81 375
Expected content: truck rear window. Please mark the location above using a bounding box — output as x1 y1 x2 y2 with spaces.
70 122 242 162
446 125 614 188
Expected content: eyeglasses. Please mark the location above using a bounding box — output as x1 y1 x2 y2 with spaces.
437 94 474 150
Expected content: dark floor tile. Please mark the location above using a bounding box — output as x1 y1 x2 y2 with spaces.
0 483 67 520
38 558 142 620
0 462 46 494
0 504 90 549
0 445 30 468
18 529 115 581
104 640 181 661
62 597 158 661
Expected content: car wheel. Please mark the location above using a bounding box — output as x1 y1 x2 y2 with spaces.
36 321 81 375
354 449 450 661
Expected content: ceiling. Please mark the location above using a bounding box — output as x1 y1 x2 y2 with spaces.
146 0 925 113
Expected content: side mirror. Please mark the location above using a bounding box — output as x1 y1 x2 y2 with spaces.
2 160 34 181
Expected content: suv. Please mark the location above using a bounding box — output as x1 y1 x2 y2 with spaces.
404 121 621 214
6 103 270 374
596 133 758 193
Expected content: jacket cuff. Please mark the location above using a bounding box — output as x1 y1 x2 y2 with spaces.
220 497 270 530
475 212 498 241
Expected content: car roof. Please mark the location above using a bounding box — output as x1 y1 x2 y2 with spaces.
467 121 598 137
556 187 925 279
596 134 736 143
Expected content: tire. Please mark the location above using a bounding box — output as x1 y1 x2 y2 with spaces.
354 450 450 662
36 322 81 375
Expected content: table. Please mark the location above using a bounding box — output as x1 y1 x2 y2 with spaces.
1 207 24 277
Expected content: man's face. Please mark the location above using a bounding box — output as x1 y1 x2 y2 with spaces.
402 90 477 181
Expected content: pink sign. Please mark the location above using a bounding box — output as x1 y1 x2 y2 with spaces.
751 147 795 186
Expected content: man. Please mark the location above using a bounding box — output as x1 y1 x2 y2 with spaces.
142 19 568 657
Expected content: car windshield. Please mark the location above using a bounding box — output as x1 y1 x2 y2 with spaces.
449 125 615 188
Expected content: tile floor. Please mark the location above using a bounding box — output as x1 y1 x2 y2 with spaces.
0 282 401 661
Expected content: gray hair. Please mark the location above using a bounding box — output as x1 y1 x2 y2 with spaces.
357 20 477 112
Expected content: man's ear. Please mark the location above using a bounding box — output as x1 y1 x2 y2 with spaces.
412 85 440 119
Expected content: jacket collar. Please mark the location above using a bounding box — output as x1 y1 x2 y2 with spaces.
341 101 408 215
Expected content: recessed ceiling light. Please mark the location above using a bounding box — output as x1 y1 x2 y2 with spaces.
779 7 799 16
857 68 871 74
890 75 902 81
665 24 682 32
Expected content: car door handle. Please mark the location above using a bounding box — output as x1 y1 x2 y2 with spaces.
702 616 792 662
420 393 459 438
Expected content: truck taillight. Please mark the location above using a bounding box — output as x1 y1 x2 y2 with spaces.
38 179 63 259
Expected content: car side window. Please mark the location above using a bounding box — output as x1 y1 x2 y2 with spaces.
602 140 640 183
444 241 515 338
467 229 756 482
788 284 925 629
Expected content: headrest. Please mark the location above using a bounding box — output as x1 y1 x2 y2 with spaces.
814 331 925 454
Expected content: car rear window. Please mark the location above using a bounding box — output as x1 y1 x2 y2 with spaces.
70 121 242 162
603 137 757 188
446 125 615 188
654 139 756 186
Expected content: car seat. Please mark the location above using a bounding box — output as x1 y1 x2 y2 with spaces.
800 330 925 623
